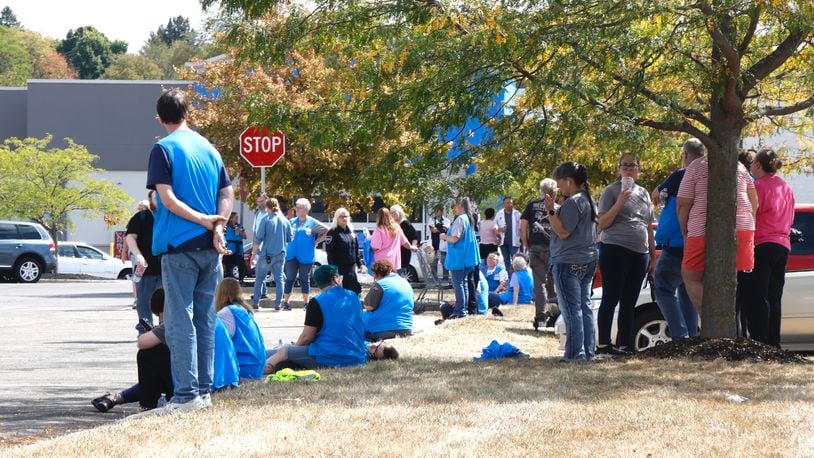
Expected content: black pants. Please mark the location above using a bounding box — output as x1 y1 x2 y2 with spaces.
336 263 362 295
365 329 412 340
598 243 648 349
479 243 499 262
223 253 245 282
137 345 173 409
741 243 788 347
467 269 479 314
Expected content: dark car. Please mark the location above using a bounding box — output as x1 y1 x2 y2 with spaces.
0 221 57 283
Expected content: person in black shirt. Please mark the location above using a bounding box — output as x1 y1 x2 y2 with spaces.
390 205 418 277
126 190 162 334
325 208 363 295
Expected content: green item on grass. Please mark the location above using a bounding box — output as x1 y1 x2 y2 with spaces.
265 368 321 382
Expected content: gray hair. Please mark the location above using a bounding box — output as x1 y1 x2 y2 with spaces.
511 254 528 271
389 204 405 223
682 139 706 158
539 178 557 197
295 198 311 212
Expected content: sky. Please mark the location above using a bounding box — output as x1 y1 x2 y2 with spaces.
2 0 216 53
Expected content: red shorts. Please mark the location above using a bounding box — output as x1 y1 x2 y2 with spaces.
682 231 755 272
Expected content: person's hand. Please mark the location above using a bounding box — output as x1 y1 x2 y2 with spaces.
543 195 554 212
358 265 367 274
648 254 656 276
616 190 632 207
410 245 419 252
135 254 147 270
200 214 228 231
213 229 228 254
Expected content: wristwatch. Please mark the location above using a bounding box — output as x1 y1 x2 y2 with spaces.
548 210 556 216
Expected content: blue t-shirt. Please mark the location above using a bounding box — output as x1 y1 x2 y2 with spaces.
550 192 598 264
308 287 367 367
213 317 240 390
146 129 231 255
655 169 686 249
364 273 414 333
498 269 533 304
226 305 266 380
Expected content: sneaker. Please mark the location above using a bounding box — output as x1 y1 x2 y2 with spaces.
274 303 281 311
282 302 292 311
128 396 206 419
200 393 212 408
252 304 260 311
491 307 504 317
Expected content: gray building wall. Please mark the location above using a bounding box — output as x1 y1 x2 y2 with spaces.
25 80 190 170
0 88 28 141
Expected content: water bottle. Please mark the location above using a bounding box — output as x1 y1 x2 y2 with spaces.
133 262 147 283
659 188 669 205
157 393 167 408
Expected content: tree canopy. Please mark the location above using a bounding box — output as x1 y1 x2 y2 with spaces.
57 26 127 79
102 54 163 80
0 136 132 245
0 5 19 27
0 26 75 86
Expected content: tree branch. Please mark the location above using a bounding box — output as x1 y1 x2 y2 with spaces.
752 94 814 119
742 30 806 95
699 4 740 77
737 6 760 55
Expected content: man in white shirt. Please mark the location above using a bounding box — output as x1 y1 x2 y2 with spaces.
495 196 522 273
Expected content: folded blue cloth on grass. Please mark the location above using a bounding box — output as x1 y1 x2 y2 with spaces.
473 340 528 361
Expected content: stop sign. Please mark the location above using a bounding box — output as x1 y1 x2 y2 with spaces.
239 125 285 168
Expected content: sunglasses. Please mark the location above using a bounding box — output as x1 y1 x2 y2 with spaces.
620 162 639 169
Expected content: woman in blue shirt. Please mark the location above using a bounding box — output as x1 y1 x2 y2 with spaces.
215 278 266 379
283 198 329 310
488 255 534 314
440 197 481 319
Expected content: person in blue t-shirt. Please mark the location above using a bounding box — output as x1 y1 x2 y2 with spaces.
488 255 534 315
480 252 508 292
649 139 705 341
282 198 329 310
146 89 233 413
264 265 399 374
363 260 414 340
223 212 247 283
215 278 267 380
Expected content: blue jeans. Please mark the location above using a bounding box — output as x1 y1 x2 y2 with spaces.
654 249 697 340
450 267 474 317
500 245 518 273
135 274 162 333
161 249 221 403
254 253 286 306
553 260 597 361
284 259 312 295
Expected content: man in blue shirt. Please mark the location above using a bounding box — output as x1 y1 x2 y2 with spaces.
650 139 705 341
251 198 293 310
146 89 233 414
252 193 269 299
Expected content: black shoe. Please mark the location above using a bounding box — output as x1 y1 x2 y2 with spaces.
491 307 504 317
91 393 116 413
282 302 292 311
434 319 445 326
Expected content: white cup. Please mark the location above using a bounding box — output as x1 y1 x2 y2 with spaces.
621 176 635 193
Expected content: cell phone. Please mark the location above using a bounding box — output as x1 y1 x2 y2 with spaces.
139 318 153 331
265 255 272 264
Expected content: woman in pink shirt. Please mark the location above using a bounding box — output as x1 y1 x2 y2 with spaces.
371 208 415 271
743 150 795 347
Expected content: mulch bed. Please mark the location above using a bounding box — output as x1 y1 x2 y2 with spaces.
635 337 811 364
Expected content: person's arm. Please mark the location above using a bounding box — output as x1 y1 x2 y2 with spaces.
364 282 384 311
597 189 630 231
251 218 266 259
239 225 247 239
747 185 759 220
137 329 162 350
125 234 147 270
212 186 235 254
154 184 227 231
545 195 573 239
520 219 529 249
647 225 656 276
677 197 693 239
295 326 318 346
651 186 662 204
512 284 520 307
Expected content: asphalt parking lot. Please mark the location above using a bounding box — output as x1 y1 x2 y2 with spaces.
0 279 434 444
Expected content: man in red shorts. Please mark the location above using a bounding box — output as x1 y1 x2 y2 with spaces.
677 154 758 311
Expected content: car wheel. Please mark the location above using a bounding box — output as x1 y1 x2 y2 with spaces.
118 268 133 280
632 306 671 352
404 265 419 284
231 265 241 279
15 257 43 283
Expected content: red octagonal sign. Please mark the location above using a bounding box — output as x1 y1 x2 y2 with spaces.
240 125 285 168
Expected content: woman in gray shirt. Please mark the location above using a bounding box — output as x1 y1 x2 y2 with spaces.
545 162 598 362
596 153 655 354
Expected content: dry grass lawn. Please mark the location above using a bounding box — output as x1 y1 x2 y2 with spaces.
6 306 814 457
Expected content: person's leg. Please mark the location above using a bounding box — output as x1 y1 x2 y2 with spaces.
439 301 454 319
767 244 788 348
270 253 286 307
440 251 448 281
488 292 502 309
616 251 647 349
450 269 468 317
298 262 313 304
682 269 704 313
161 252 201 404
500 245 512 273
745 244 772 344
135 275 161 333
529 247 549 321
136 345 172 409
553 263 585 361
253 258 271 307
653 250 690 340
466 267 477 314
677 282 698 337
118 384 141 405
579 260 598 360
342 264 362 295
283 259 297 304
597 244 630 347
191 250 220 396
736 270 753 338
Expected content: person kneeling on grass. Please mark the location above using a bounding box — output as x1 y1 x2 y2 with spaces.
487 255 534 315
92 288 173 412
363 260 414 340
263 265 398 375
216 278 267 380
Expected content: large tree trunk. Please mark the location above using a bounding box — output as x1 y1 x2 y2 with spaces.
701 128 741 338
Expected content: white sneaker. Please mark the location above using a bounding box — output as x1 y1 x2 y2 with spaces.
130 396 206 419
201 393 212 408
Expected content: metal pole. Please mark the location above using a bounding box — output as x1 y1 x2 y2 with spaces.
261 167 266 194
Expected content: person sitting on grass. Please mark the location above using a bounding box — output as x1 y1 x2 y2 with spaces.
363 260 414 341
488 255 534 315
263 265 398 375
92 288 173 412
215 277 266 380
481 252 508 292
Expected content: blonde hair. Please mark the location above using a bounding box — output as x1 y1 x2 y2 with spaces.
266 197 280 212
332 207 355 231
511 255 528 271
376 208 400 236
215 278 253 315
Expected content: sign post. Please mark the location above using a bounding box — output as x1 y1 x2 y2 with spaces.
239 125 286 193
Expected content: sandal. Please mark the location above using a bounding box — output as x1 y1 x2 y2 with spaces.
91 393 117 413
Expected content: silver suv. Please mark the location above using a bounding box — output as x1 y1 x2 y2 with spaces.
0 221 57 283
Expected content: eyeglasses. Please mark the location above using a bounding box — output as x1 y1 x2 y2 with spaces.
620 162 639 169
368 341 384 359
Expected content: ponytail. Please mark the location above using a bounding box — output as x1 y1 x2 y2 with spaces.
754 149 783 174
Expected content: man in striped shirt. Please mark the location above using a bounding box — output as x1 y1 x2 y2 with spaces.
677 155 758 311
